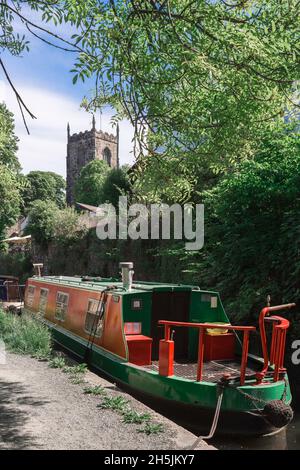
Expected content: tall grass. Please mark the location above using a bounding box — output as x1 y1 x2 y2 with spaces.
0 309 52 359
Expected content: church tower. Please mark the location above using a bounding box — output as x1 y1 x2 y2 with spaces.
66 117 119 206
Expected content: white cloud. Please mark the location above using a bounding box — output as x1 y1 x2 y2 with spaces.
0 80 135 177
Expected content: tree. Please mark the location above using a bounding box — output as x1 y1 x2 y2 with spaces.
53 207 88 243
25 200 87 246
0 103 20 172
2 1 300 199
101 166 132 208
24 199 58 246
22 171 66 213
71 1 300 200
0 103 21 240
0 164 21 238
74 160 110 207
194 123 300 322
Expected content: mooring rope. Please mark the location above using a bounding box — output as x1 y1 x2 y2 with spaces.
185 386 224 450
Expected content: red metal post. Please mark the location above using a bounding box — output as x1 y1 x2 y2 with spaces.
196 327 205 382
270 323 277 365
273 328 283 382
164 324 171 341
240 330 250 386
159 340 174 377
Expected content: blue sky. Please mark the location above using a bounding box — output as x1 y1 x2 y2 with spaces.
0 7 134 177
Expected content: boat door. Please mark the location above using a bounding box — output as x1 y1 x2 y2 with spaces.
151 291 191 361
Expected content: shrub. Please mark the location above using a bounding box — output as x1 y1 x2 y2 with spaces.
0 309 52 359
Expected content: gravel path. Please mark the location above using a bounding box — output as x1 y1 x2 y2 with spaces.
0 352 214 450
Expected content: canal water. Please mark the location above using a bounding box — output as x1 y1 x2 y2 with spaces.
210 412 300 450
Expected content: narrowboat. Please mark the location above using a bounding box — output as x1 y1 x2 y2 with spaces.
23 262 295 436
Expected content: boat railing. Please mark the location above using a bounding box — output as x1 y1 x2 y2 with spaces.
257 303 295 384
158 320 256 385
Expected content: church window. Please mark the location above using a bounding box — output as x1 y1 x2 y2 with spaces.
103 147 112 167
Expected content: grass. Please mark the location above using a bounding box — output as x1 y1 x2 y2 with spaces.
97 395 130 412
63 363 87 375
122 409 151 425
0 309 164 436
95 391 164 434
48 356 66 369
83 385 107 396
48 354 87 384
137 422 164 435
0 309 52 359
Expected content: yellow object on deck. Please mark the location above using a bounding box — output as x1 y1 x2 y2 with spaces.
204 322 230 335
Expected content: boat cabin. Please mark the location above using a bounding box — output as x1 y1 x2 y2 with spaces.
24 272 241 370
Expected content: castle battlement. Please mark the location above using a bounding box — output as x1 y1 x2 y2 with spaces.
66 118 119 206
69 129 117 143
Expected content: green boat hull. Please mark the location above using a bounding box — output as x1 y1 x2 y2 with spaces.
50 322 292 435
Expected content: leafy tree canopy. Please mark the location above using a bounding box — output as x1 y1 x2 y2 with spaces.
74 159 110 207
0 164 21 238
1 1 300 199
24 199 58 246
71 0 300 201
195 123 300 321
0 103 20 172
25 200 87 246
101 166 132 208
22 171 66 214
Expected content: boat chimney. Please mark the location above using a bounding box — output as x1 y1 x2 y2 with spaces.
33 263 44 277
119 262 134 291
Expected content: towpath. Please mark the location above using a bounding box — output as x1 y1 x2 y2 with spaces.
0 352 214 450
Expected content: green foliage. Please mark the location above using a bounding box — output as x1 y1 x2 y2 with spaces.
195 124 300 326
122 410 151 425
0 309 52 359
74 159 110 206
3 2 300 201
52 206 88 244
48 356 66 369
62 363 87 375
69 1 300 199
24 199 58 246
0 103 20 172
83 385 107 396
0 103 21 240
0 164 21 239
48 357 87 383
97 395 130 412
25 201 85 246
22 171 66 214
0 252 33 282
101 166 132 208
137 422 164 435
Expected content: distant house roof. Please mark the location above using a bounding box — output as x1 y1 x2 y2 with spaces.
2 235 32 244
76 202 99 213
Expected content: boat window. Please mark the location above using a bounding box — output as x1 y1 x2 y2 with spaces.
131 299 142 310
39 288 49 314
124 322 142 335
55 292 69 321
84 299 105 338
27 285 36 307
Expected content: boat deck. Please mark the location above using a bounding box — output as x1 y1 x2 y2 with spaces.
144 359 259 382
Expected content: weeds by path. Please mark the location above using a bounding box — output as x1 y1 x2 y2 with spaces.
0 309 51 359
0 310 164 437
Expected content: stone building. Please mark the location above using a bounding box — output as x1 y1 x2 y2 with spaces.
66 116 119 205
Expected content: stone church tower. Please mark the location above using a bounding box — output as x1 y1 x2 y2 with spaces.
66 116 119 205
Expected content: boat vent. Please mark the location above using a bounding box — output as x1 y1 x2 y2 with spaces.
119 262 134 291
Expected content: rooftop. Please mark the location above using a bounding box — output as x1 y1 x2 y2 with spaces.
29 275 211 295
